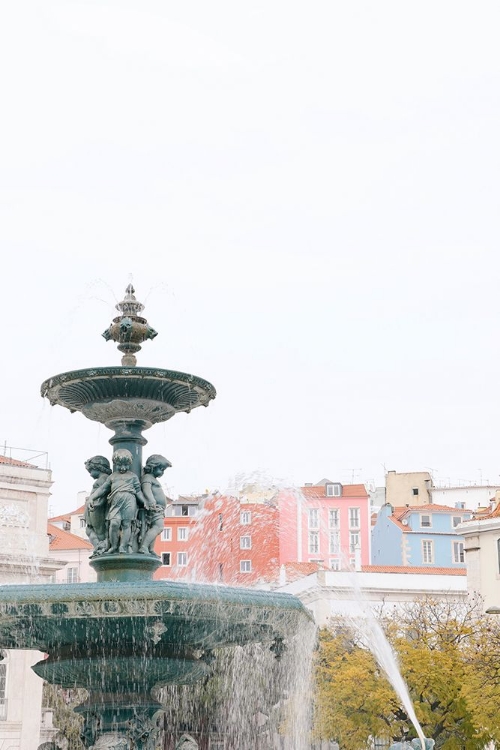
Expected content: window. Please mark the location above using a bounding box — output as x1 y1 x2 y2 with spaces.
422 540 434 564
161 552 171 566
177 552 188 567
79 517 86 528
240 511 251 525
330 559 340 570
66 567 78 584
349 508 360 529
0 662 6 721
329 531 340 554
453 541 464 564
240 535 252 549
218 513 223 531
308 531 319 554
497 539 500 573
174 505 189 516
326 483 342 497
308 509 319 529
412 487 419 496
349 532 360 553
328 509 339 529
240 560 252 573
452 516 462 528
420 514 432 528
178 527 188 542
161 528 172 542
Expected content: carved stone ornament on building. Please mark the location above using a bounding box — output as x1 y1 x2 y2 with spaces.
0 503 30 527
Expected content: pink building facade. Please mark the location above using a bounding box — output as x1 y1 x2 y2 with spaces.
278 480 371 570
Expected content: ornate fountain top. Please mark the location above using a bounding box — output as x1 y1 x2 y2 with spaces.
102 285 158 366
115 284 145 316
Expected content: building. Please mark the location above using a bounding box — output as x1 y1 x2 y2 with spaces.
154 495 200 580
283 479 371 570
372 503 471 568
277 566 468 626
430 484 500 511
155 491 280 585
48 521 95 584
155 479 371 585
385 470 433 507
0 452 64 750
457 499 500 612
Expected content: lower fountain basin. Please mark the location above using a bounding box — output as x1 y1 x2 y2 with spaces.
0 580 312 691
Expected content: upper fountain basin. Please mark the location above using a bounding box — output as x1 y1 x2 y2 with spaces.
40 367 216 428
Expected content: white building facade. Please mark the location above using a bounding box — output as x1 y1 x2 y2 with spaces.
277 567 467 626
458 513 500 612
0 455 64 750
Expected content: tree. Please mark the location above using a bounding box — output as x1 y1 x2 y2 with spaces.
314 597 500 750
314 627 403 750
42 684 87 750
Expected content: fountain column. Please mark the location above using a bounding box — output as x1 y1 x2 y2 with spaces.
106 419 148 478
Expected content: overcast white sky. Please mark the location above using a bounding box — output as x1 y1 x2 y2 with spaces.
2 1 500 514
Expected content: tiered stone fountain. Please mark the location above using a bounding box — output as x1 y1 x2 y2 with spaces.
0 287 313 749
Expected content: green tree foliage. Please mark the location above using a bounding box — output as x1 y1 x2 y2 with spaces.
314 597 500 750
42 684 87 750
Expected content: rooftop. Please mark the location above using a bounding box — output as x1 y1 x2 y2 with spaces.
48 522 93 551
49 505 85 523
302 483 368 498
361 565 466 576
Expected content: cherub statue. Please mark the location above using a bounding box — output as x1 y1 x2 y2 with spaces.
89 449 149 554
138 454 172 555
84 455 112 555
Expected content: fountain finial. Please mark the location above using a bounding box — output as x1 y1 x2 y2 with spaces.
102 285 158 366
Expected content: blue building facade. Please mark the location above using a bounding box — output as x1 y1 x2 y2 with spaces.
371 503 471 567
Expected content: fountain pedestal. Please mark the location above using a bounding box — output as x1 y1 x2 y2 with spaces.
90 552 161 583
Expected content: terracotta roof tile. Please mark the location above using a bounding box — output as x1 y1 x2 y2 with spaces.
0 455 34 468
385 503 471 531
49 505 86 523
48 523 93 551
301 484 368 499
479 502 500 519
388 516 408 531
362 565 466 576
284 561 323 581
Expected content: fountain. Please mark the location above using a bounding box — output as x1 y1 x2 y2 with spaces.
0 286 314 749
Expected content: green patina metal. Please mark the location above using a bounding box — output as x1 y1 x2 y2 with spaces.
0 286 313 749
